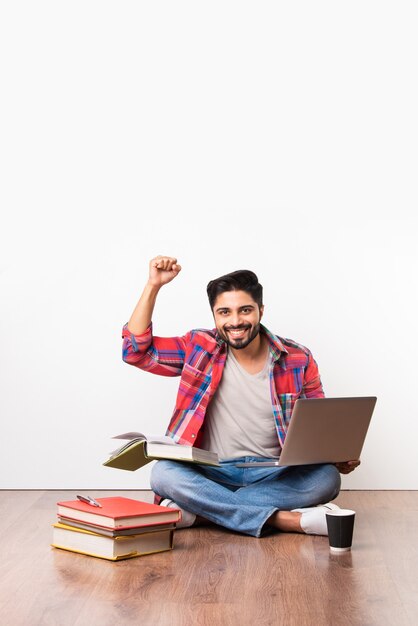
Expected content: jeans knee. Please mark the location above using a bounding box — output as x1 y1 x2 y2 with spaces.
150 460 172 495
308 463 341 502
324 463 341 499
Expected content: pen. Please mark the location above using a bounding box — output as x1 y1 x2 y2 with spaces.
76 495 103 508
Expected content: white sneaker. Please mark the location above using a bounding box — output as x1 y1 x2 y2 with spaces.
160 498 196 529
292 502 340 536
292 502 340 514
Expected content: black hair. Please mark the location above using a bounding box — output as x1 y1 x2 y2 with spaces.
206 269 263 310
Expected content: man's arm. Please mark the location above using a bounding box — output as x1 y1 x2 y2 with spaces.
123 256 186 376
127 255 182 335
301 351 324 398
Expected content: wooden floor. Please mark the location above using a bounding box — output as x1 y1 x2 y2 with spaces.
0 491 417 626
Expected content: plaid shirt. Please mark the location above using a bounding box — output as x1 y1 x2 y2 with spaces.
122 323 324 449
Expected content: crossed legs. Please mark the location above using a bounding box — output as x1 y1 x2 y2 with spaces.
150 459 341 537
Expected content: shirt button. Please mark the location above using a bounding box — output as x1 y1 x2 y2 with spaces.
191 434 195 438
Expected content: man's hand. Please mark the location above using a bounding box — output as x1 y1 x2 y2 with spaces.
334 460 361 474
126 256 182 335
148 256 182 288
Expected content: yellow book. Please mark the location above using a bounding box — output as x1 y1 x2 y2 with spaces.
103 432 219 471
51 523 174 561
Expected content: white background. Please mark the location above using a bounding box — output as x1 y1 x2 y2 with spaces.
1 1 417 489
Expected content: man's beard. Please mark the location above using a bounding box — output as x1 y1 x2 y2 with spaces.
219 323 261 350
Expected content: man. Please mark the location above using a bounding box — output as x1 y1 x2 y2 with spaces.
122 255 360 538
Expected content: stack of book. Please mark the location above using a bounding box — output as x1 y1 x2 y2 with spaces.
51 496 181 561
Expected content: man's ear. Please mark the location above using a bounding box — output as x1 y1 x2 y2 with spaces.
259 305 264 320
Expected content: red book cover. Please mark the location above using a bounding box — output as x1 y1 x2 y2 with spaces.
56 497 181 529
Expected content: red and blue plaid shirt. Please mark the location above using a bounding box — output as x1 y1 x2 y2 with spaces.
122 323 324 449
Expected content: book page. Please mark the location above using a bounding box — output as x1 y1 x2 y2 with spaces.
112 432 175 444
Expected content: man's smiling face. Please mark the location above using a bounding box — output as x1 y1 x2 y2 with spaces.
213 289 264 350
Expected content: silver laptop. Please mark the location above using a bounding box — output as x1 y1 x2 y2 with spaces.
277 396 377 466
235 396 376 468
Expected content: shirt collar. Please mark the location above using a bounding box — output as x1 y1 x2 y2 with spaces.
261 325 288 362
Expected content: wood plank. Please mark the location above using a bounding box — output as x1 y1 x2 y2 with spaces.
0 491 417 625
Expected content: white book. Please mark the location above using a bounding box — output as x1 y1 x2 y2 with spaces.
52 522 174 561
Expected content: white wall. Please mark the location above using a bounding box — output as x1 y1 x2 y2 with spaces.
1 1 417 489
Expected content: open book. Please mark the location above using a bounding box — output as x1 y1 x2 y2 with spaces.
103 432 220 471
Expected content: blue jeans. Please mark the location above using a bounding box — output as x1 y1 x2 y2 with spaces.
150 457 341 537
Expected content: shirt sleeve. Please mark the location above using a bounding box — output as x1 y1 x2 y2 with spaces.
122 323 187 377
302 351 325 398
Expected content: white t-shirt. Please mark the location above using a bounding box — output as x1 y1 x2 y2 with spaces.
200 349 281 460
